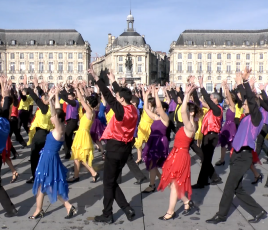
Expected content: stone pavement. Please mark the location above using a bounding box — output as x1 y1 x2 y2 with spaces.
0 132 268 230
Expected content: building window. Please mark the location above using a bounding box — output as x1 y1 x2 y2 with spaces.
187 40 193 45
227 76 231 81
227 63 231 72
178 53 182 59
206 40 212 46
49 40 54 45
20 62 25 71
246 62 250 69
20 53 24 59
29 53 34 59
49 62 54 71
217 54 221 59
39 76 43 80
217 62 221 72
207 53 211 59
69 40 74 45
19 75 24 80
206 83 213 92
0 62 1 71
226 40 231 46
78 76 83 80
78 62 83 72
217 76 221 81
260 53 263 59
29 76 33 80
10 62 15 71
227 53 231 59
11 40 16 45
10 53 15 59
78 53 83 59
39 62 44 72
49 76 53 80
187 62 192 73
188 53 192 59
138 56 142 61
119 56 123 61
207 62 212 72
68 53 73 59
68 76 72 80
236 62 240 72
260 40 264 46
118 64 123 73
198 62 202 71
236 54 240 60
259 76 263 81
49 53 53 59
30 40 35 45
246 54 250 60
245 41 250 46
58 76 63 80
259 63 263 73
138 64 142 73
29 62 34 71
11 76 15 80
208 76 211 81
39 53 43 59
198 53 202 59
178 76 182 80
68 62 73 72
177 62 182 72
58 62 63 71
58 53 63 59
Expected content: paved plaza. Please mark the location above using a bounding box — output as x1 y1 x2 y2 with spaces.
0 131 268 230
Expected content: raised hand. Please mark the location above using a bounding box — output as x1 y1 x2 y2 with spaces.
242 67 252 80
259 83 265 91
235 72 242 85
23 74 27 86
185 83 198 94
198 75 203 88
249 76 256 88
48 88 55 101
107 69 115 82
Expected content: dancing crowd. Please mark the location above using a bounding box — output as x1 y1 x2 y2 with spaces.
0 64 267 225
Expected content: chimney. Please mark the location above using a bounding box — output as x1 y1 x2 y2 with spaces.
142 35 145 38
108 33 112 45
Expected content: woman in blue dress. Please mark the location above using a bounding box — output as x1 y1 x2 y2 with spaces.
29 86 77 219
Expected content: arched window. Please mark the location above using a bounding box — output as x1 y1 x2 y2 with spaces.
68 76 72 80
39 76 43 80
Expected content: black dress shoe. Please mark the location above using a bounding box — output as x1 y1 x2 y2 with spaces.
94 214 114 224
65 206 77 219
206 214 226 224
251 174 263 185
4 209 18 217
210 177 223 185
248 211 267 223
124 207 135 221
159 212 176 220
215 160 225 166
134 177 147 185
26 177 34 184
191 184 204 189
67 177 80 183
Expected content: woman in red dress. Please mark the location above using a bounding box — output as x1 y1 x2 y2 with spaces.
158 83 202 220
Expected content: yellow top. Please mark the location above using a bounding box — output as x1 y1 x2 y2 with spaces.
30 106 53 131
195 107 209 140
141 109 154 123
174 104 183 122
106 109 115 124
235 103 243 119
18 95 33 111
60 99 65 104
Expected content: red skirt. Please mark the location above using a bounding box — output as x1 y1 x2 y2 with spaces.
158 146 192 199
2 136 11 164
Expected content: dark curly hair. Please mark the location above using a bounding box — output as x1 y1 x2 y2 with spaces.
161 101 169 111
55 108 66 122
85 95 98 108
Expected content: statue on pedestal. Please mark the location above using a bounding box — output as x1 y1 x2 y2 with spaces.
125 53 133 78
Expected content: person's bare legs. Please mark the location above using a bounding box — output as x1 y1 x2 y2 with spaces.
81 162 98 181
58 196 72 214
32 187 45 216
73 160 80 178
143 162 161 192
163 182 178 218
5 158 18 181
136 146 142 163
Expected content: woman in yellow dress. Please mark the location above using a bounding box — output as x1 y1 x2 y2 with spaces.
67 84 100 183
134 97 155 164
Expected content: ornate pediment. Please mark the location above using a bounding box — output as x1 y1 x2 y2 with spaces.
117 45 146 53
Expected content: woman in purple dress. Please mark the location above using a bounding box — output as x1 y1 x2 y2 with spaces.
215 80 236 166
141 86 169 193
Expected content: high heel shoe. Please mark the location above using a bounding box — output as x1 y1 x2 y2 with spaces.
91 172 100 183
65 206 77 219
251 174 263 185
142 184 156 193
28 210 45 219
10 172 19 183
158 212 176 220
182 200 199 216
136 159 142 165
215 160 225 166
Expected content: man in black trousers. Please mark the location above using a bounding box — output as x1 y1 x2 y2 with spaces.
206 69 267 224
89 66 138 224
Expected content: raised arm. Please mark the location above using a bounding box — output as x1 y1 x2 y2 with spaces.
222 80 235 112
154 86 169 127
143 87 157 121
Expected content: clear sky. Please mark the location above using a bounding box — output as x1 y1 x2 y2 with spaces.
1 0 268 57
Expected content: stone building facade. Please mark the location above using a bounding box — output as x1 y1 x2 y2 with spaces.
92 12 169 85
0 29 91 85
170 29 268 92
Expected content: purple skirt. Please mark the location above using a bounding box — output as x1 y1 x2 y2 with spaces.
142 134 169 170
218 120 236 148
90 118 106 143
